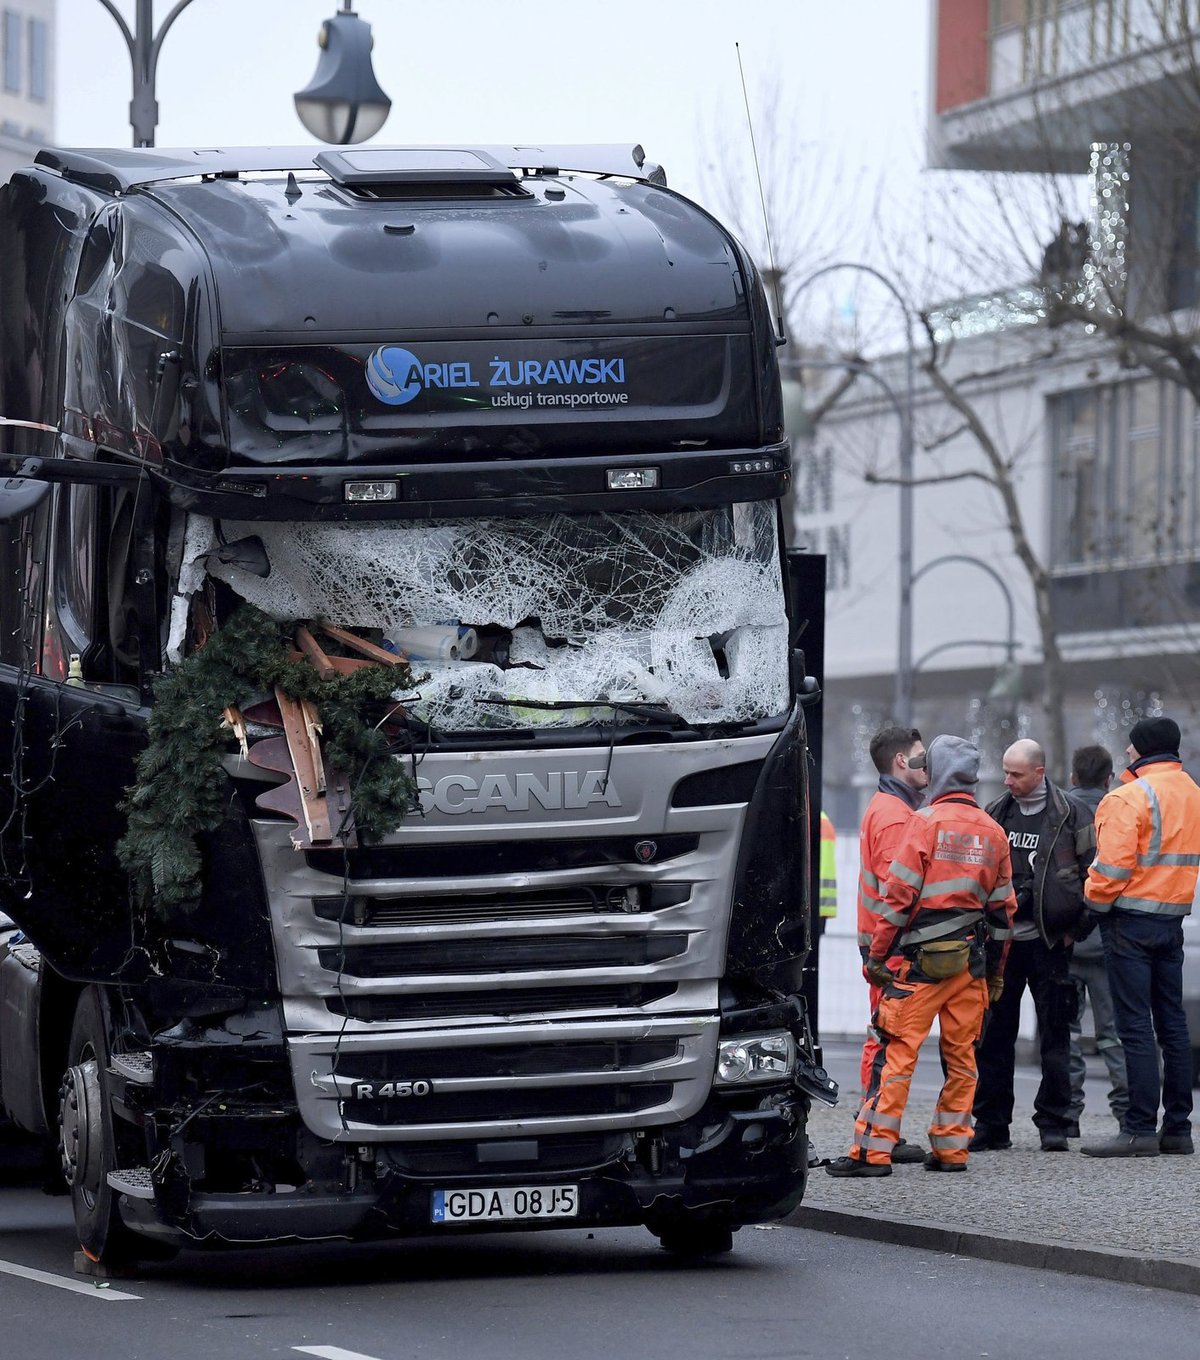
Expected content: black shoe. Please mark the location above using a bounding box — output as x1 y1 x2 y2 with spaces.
968 1128 1012 1151
1080 1132 1159 1158
923 1152 967 1172
824 1156 891 1178
1039 1131 1069 1152
1065 1120 1081 1139
1159 1133 1194 1155
891 1139 927 1165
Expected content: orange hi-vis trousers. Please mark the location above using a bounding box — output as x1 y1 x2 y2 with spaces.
850 965 988 1167
860 981 884 1096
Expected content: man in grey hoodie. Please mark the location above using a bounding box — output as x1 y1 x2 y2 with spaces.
1065 745 1128 1136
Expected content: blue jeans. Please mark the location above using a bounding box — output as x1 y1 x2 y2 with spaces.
1100 912 1193 1137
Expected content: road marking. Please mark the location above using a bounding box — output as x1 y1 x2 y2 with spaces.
294 1349 384 1360
0 1258 142 1300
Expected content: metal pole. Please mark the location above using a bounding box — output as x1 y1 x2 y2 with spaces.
789 263 916 723
97 0 198 147
910 554 1017 661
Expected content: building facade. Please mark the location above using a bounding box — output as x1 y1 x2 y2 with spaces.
0 1 53 180
802 0 1200 832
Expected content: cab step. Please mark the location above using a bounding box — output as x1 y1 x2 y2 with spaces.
106 1167 155 1199
108 1052 153 1085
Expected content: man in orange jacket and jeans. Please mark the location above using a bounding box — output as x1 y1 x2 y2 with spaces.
854 725 929 1164
1081 717 1200 1158
827 735 1016 1177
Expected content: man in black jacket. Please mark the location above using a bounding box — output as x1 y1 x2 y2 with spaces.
970 739 1095 1152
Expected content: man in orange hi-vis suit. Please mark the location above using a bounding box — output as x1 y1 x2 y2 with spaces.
827 735 1017 1177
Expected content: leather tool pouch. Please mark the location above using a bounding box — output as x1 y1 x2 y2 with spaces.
916 939 971 979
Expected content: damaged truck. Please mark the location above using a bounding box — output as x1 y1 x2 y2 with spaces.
0 143 833 1266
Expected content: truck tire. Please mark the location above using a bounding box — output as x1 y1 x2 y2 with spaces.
58 987 145 1267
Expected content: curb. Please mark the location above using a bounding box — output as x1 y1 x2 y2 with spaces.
784 1205 1200 1297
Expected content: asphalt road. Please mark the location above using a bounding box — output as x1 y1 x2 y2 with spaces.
1 1174 1197 1360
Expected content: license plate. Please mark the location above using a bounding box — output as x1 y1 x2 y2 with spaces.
431 1185 579 1224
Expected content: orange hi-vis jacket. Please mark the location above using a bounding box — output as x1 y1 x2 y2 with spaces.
1085 758 1200 919
868 793 1017 975
857 787 918 961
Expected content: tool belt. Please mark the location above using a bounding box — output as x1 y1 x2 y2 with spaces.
915 938 971 979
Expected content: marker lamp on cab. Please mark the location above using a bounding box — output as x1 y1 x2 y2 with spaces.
344 480 398 502
606 467 659 490
715 1032 796 1086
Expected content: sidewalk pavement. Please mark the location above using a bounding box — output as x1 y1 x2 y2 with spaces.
785 1039 1200 1296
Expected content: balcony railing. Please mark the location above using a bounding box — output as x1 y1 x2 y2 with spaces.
989 0 1199 94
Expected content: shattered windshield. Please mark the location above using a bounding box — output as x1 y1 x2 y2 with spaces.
177 504 789 730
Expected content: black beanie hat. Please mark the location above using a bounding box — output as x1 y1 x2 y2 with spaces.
1129 716 1181 757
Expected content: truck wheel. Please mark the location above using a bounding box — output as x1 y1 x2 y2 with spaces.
654 1218 735 1258
58 988 145 1267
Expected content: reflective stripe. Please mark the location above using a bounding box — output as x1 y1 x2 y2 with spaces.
857 930 874 947
934 1108 972 1123
1113 894 1190 916
929 1132 971 1149
918 875 987 902
1093 861 1132 881
890 860 923 890
864 1109 902 1132
900 911 980 946
1138 852 1200 868
860 867 880 892
989 924 1014 939
878 904 911 927
861 1134 896 1153
1084 897 1113 913
1136 777 1163 861
858 895 883 920
987 882 1013 902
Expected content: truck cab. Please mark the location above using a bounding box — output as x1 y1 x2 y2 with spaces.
0 144 833 1266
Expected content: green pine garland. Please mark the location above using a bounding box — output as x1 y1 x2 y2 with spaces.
117 604 415 913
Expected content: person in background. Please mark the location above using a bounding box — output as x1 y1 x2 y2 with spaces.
971 739 1094 1153
852 725 929 1165
819 810 839 923
1065 744 1128 1137
1081 717 1199 1158
826 735 1016 1177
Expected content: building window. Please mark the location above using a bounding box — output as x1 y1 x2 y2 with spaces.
27 17 45 101
1051 376 1200 569
2 9 22 94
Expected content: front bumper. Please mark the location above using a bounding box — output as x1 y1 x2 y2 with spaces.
116 1091 810 1247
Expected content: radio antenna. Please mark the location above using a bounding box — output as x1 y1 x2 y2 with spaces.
736 42 785 344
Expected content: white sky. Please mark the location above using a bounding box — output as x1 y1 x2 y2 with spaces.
55 0 930 213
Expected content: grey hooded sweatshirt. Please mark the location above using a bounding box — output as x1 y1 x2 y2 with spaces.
925 734 981 803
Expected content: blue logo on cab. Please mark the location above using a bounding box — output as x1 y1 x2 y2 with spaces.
366 345 481 405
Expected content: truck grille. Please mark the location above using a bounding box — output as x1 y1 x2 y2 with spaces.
325 983 677 1023
339 1038 680 1081
292 1012 719 1142
353 1084 673 1126
318 933 688 978
305 834 699 880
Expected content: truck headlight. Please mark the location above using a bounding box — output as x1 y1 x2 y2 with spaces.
715 1032 796 1086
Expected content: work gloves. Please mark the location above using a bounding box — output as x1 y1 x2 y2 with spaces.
987 974 1004 1005
864 958 891 989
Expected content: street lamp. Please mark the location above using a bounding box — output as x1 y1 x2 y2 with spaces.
294 2 391 145
96 0 197 146
910 554 1017 669
788 263 916 724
